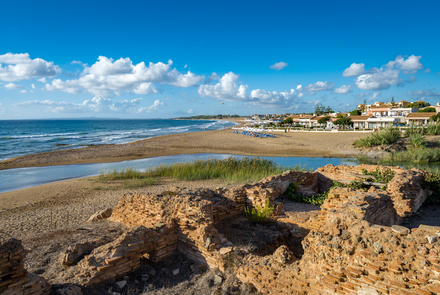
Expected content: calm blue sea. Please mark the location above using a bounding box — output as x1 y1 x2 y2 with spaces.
0 119 237 161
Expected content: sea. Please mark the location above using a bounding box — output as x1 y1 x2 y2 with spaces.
0 119 237 161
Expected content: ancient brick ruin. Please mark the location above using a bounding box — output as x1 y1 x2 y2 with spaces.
3 164 440 294
0 239 51 295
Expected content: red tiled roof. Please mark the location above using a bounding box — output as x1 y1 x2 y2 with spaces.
406 112 437 118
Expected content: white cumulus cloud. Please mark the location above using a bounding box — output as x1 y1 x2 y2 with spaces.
4 83 22 89
45 56 204 98
198 72 248 101
0 53 60 82
342 63 367 77
270 62 288 71
305 81 334 92
250 89 296 104
355 69 401 91
139 99 165 113
133 82 158 95
386 55 423 72
348 55 425 91
334 85 352 94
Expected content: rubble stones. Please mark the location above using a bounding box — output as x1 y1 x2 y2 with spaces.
86 207 112 223
61 242 96 266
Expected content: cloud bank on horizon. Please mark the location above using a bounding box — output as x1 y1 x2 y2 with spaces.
0 52 437 118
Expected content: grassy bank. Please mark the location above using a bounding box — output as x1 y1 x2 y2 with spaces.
382 148 440 164
354 127 401 148
98 157 309 186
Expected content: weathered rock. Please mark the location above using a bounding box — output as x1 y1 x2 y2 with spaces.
272 245 294 264
61 242 95 266
86 207 112 223
214 275 223 285
115 280 126 289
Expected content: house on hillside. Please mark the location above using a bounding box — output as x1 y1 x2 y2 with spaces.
309 115 332 128
350 115 371 129
397 100 410 107
388 107 419 123
369 104 391 117
406 112 438 126
366 116 399 128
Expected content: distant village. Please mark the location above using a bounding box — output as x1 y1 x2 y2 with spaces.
247 99 440 129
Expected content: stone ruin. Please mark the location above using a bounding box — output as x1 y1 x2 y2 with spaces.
0 239 51 295
3 164 440 294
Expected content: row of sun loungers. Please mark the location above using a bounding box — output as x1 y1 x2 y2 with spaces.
233 130 276 138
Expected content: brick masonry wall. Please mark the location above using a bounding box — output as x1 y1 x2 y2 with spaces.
22 164 434 292
0 239 51 295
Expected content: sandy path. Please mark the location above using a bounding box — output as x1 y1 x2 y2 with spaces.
0 128 370 171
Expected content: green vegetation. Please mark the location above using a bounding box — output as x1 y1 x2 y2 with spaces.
422 172 440 204
354 127 401 147
417 107 436 113
285 169 395 206
282 117 293 124
334 117 352 126
176 114 240 119
408 133 426 148
408 101 430 108
314 103 333 116
318 116 331 125
244 198 274 223
284 182 329 205
404 123 440 136
361 167 395 183
383 148 440 164
350 109 361 116
98 157 310 186
430 114 440 122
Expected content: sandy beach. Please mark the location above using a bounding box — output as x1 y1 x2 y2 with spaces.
0 122 371 238
0 120 370 171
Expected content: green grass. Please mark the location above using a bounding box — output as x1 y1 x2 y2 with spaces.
244 198 274 223
354 127 401 148
408 133 426 148
404 123 440 136
284 182 329 205
382 148 440 164
98 157 310 185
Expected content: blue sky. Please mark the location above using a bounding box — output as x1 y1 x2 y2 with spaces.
1 0 439 119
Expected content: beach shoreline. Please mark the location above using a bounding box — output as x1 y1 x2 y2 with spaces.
0 119 371 171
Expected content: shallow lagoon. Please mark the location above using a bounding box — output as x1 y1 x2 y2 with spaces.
0 154 357 193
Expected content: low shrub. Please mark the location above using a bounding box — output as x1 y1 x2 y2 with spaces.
354 127 401 148
244 198 274 223
382 148 440 164
362 167 395 183
426 123 440 135
284 182 328 205
408 133 426 148
422 172 440 204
